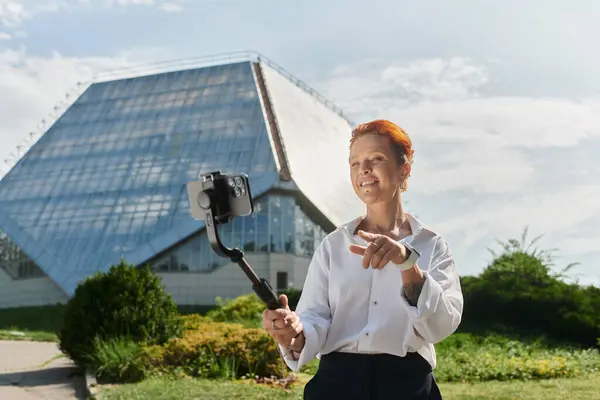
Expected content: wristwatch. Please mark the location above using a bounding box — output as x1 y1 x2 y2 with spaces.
394 243 420 271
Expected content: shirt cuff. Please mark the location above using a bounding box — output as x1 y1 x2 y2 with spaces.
278 320 319 372
399 270 443 321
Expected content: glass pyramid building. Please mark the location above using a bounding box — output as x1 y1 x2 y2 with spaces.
0 53 363 305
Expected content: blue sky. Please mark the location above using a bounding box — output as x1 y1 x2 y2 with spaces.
1 0 599 286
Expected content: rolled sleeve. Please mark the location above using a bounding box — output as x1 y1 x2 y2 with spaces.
278 319 321 371
280 240 332 372
399 238 464 344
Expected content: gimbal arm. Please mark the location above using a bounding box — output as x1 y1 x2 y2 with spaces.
203 207 282 311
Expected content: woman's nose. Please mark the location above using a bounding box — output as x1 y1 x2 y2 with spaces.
359 164 372 175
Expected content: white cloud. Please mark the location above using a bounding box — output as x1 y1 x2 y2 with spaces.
0 0 26 27
103 0 185 11
435 183 600 246
0 0 66 28
159 2 182 12
0 31 10 40
0 0 184 31
0 45 170 174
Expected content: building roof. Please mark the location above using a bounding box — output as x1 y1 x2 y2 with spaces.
0 53 363 295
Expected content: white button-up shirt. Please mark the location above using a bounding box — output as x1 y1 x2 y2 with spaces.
280 213 464 372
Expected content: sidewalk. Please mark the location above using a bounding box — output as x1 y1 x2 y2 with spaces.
0 340 86 399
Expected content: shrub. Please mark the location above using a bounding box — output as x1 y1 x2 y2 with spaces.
435 333 600 382
85 336 149 384
206 293 265 326
144 316 286 379
58 260 184 366
461 228 600 347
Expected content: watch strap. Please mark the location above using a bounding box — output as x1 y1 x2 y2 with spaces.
395 243 420 271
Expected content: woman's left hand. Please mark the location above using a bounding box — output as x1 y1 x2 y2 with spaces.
349 230 409 269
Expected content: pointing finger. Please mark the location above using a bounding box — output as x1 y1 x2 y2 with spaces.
357 230 379 242
349 244 366 255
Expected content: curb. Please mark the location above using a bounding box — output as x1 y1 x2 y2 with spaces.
84 368 99 399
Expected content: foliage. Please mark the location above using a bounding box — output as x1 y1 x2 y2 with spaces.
58 260 184 365
205 293 265 326
434 333 600 382
0 304 65 333
204 290 304 327
143 316 287 380
85 336 150 384
462 227 600 347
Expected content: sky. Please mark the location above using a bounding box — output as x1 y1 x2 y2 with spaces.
0 0 599 286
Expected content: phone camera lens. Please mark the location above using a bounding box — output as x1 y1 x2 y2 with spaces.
234 187 242 197
239 186 246 195
234 177 242 186
227 178 235 187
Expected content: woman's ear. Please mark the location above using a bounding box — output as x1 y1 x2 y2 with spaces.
401 163 411 181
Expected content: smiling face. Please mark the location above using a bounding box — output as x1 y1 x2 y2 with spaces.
349 134 410 206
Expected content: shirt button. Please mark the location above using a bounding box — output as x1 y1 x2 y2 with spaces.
365 332 369 336
373 301 378 305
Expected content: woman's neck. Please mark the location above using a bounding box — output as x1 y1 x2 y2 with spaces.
360 199 408 235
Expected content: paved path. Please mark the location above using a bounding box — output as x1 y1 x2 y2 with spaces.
0 340 86 399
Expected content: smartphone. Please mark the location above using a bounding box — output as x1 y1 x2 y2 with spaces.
187 171 253 221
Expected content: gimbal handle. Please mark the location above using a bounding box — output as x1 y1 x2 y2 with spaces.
204 208 283 310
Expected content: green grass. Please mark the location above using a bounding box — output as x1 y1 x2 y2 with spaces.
99 372 600 400
0 328 57 342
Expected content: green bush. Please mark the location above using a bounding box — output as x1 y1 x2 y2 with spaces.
435 333 600 382
462 229 600 347
206 293 265 327
85 336 149 384
58 260 184 366
144 316 286 379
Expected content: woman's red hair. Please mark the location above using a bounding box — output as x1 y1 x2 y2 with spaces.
350 119 414 165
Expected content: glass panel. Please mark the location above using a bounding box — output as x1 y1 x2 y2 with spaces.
0 228 46 280
294 202 327 257
269 196 283 252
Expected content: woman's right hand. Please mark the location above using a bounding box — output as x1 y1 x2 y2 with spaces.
262 294 304 349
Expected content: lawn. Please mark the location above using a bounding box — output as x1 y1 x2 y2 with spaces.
99 371 600 400
0 329 57 341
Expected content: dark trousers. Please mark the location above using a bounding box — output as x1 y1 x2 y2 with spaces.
304 351 443 400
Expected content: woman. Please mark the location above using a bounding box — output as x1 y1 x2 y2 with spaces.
262 119 463 399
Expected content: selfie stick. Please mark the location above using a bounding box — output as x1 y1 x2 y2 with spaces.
199 189 283 310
